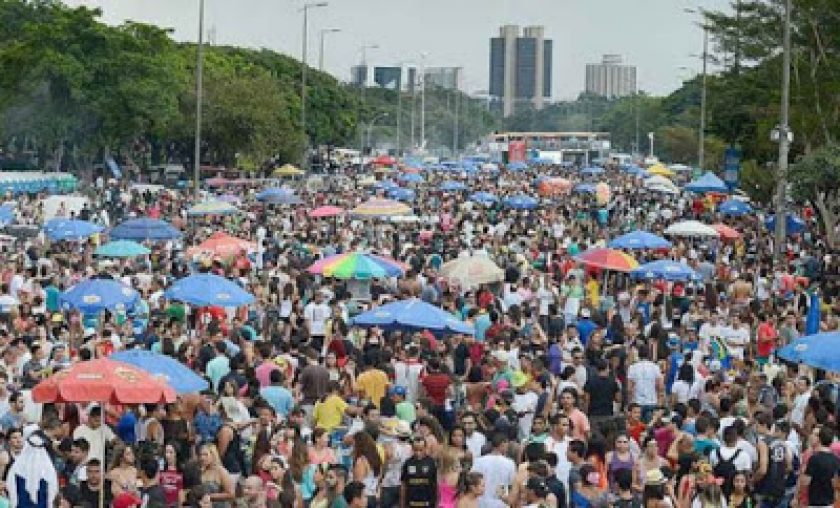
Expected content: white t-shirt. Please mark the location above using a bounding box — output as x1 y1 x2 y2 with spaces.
73 424 115 463
472 453 516 508
627 360 661 405
303 302 331 336
512 391 539 440
722 326 749 360
698 322 724 353
710 444 752 472
466 431 486 460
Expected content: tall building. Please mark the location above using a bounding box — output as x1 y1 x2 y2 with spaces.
585 54 637 98
489 25 552 117
350 64 462 93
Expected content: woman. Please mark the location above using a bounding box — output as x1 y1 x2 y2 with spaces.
161 404 190 455
160 442 185 507
108 443 138 497
214 408 244 486
308 427 337 466
724 472 753 508
691 480 725 508
671 364 700 406
305 463 330 508
197 444 235 508
573 463 611 508
456 471 484 508
447 425 471 469
351 431 382 508
607 434 637 492
437 447 461 508
637 436 668 492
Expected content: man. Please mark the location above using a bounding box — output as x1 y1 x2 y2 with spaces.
582 359 620 440
400 436 438 508
0 392 27 432
326 464 350 508
753 411 790 507
471 432 517 508
420 359 451 429
138 456 167 506
78 458 113 507
240 475 267 508
698 312 724 356
20 343 47 389
626 403 647 445
343 481 368 508
299 348 330 421
722 315 749 363
559 388 590 441
544 414 572 498
67 438 90 486
393 346 424 403
303 291 331 352
800 426 840 508
566 440 587 502
205 341 230 392
523 476 551 508
627 347 663 422
791 376 811 434
260 370 294 420
73 406 115 463
194 391 223 447
255 343 280 389
462 412 486 459
576 308 597 346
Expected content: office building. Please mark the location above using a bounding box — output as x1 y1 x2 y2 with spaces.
350 64 462 93
488 25 552 117
585 54 637 98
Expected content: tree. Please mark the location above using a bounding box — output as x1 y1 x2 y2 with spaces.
739 159 776 204
788 143 840 247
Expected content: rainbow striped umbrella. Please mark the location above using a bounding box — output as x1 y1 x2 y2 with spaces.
350 198 411 217
307 252 406 279
575 248 639 272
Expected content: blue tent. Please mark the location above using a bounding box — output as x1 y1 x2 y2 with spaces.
110 218 182 241
685 172 728 193
60 278 140 313
630 260 701 282
765 214 806 235
469 192 498 205
351 298 474 335
507 161 528 171
622 165 648 177
502 195 539 210
608 230 672 250
44 219 103 241
718 199 753 216
256 188 302 204
581 166 605 176
111 350 209 394
388 187 416 201
440 180 467 192
573 183 597 194
164 273 255 307
777 331 840 372
398 173 424 184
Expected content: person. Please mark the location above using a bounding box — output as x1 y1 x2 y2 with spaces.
197 443 235 507
343 481 368 508
607 434 637 492
139 456 168 507
350 431 381 507
627 348 663 422
725 472 753 508
799 426 840 508
752 412 789 508
709 426 751 498
304 291 331 352
461 413 485 461
325 464 350 508
471 432 516 508
400 436 438 508
240 476 267 508
355 362 389 409
583 358 620 440
160 442 185 507
0 393 26 432
66 438 90 486
74 406 115 465
78 458 113 508
559 388 590 441
456 471 484 508
260 369 294 420
205 342 231 392
107 443 138 498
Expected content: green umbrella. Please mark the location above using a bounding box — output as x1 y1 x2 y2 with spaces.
94 240 151 258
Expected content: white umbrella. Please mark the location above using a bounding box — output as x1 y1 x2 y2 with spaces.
665 220 720 238
440 255 504 289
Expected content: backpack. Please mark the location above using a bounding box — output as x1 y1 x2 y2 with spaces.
713 448 741 496
756 437 787 499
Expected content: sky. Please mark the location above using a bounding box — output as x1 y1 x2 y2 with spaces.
65 0 733 100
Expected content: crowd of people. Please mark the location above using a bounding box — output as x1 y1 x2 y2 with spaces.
0 160 837 508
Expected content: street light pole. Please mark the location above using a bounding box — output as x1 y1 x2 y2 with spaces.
366 113 389 149
773 0 792 265
420 52 427 150
300 2 328 169
193 0 205 198
318 28 340 72
699 26 708 171
357 44 378 167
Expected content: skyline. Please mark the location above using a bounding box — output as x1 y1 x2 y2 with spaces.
65 0 732 100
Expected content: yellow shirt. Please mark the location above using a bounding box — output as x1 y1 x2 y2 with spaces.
586 279 600 308
355 368 389 407
313 394 348 432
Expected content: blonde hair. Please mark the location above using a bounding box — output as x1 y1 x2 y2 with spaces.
200 443 222 467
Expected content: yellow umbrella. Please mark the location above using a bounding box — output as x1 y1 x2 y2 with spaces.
350 198 411 217
274 164 304 177
647 164 675 177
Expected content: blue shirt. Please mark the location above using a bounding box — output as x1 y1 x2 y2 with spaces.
577 319 597 346
260 386 294 418
474 313 491 342
194 411 222 444
45 285 60 312
206 356 231 392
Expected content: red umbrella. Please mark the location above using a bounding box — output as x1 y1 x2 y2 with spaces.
372 154 396 166
575 248 640 272
309 206 346 218
186 231 255 259
33 359 177 405
711 223 742 240
206 177 229 187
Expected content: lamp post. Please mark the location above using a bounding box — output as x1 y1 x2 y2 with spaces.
685 8 709 172
419 52 428 150
648 132 655 159
318 28 340 72
300 2 328 168
366 113 389 149
193 0 205 198
773 0 793 265
357 44 378 167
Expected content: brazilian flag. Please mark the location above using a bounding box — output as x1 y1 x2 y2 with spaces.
709 335 731 370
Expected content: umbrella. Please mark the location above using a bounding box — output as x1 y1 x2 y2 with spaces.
608 230 672 250
765 214 806 235
581 166 605 176
630 260 701 282
399 173 424 184
307 252 406 279
59 278 140 313
806 291 821 335
33 358 176 404
187 232 255 258
537 178 572 197
685 172 729 193
164 273 255 307
372 154 397 166
502 195 539 210
388 187 416 201
110 218 182 241
777 331 840 372
573 183 597 194
205 177 230 187
507 161 528 171
187 200 239 216
274 164 304 177
309 206 345 218
664 220 720 238
711 223 742 240
718 199 753 216
481 163 499 172
439 180 467 192
647 164 675 177
256 188 303 205
575 248 639 272
469 192 499 205
351 298 474 335
43 219 103 241
94 240 151 258
350 198 412 217
439 256 504 289
216 194 241 204
0 204 14 226
374 180 400 190
110 350 209 394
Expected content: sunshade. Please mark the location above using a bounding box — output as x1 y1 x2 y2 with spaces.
718 199 753 216
581 166 605 176
711 223 742 240
0 204 14 226
256 188 302 205
439 256 504 289
110 350 209 394
647 164 675 177
777 332 840 372
43 219 103 241
351 298 474 335
664 220 720 238
372 154 396 166
187 232 255 258
630 260 701 282
575 248 639 272
608 230 672 250
399 173 424 183
274 164 304 176
94 240 151 258
187 200 239 216
110 218 182 241
388 188 416 201
440 180 467 192
164 273 255 307
502 195 539 210
469 192 499 205
765 214 806 235
307 252 406 280
59 278 140 313
507 161 528 171
32 359 176 404
309 206 345 218
350 198 412 217
685 172 728 193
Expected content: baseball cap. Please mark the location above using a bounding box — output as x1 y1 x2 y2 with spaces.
580 308 591 318
389 386 407 397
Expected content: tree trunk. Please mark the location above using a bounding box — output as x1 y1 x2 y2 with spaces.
814 190 839 249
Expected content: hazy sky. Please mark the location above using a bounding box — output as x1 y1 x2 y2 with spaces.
66 0 732 99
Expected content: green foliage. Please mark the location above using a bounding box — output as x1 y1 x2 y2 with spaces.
789 143 840 246
739 159 775 204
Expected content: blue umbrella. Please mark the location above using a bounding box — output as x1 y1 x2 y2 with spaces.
469 192 498 205
622 165 648 177
573 183 597 194
581 166 605 176
351 298 474 335
60 278 140 313
399 173 424 184
374 180 400 190
164 273 255 307
718 199 753 216
388 187 416 201
508 161 528 171
110 350 209 394
256 188 302 205
110 218 182 241
806 291 822 335
685 172 728 193
503 195 539 210
440 180 467 192
608 230 672 250
43 219 104 241
765 214 806 235
777 331 840 372
0 204 14 226
630 260 701 282
95 240 151 258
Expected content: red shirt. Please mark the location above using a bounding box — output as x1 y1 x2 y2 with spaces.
757 322 778 357
420 373 451 406
160 470 183 506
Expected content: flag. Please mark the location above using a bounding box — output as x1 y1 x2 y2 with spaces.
710 335 731 370
806 290 821 335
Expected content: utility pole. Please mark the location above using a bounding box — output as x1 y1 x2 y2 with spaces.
420 52 427 150
300 2 328 169
193 0 205 198
318 28 340 72
773 0 792 265
699 26 708 171
357 44 378 166
453 89 460 156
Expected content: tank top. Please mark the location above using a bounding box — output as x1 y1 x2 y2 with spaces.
608 452 636 489
438 479 458 508
218 425 242 474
